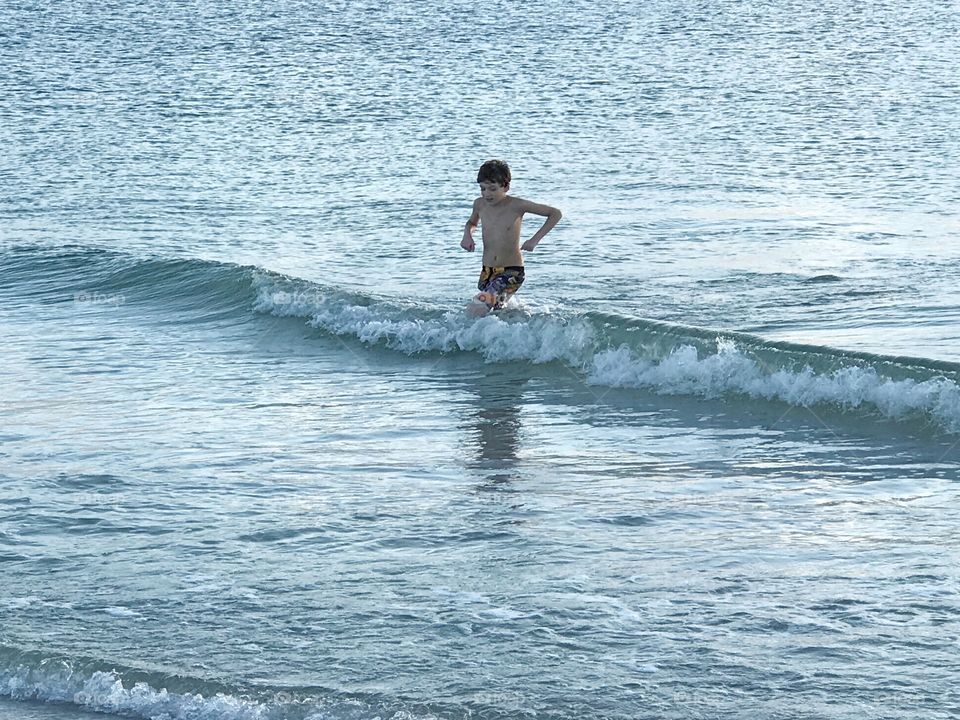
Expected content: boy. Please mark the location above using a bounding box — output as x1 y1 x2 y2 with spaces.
461 159 562 315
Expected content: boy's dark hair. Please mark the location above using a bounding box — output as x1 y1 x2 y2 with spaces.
477 159 511 188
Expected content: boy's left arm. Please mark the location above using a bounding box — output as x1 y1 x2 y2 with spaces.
518 199 563 252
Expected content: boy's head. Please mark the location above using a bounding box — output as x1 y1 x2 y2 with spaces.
477 159 511 190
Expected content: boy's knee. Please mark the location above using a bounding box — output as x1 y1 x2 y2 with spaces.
475 291 497 307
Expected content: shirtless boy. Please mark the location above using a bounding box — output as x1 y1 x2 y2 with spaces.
460 159 562 316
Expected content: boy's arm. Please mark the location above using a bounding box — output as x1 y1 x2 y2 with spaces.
518 199 562 252
461 198 481 251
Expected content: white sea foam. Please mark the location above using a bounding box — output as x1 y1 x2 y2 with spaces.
102 606 140 618
314 304 594 364
253 278 595 365
0 596 39 610
73 673 263 720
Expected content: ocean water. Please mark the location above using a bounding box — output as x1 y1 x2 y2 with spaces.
2 1 960 719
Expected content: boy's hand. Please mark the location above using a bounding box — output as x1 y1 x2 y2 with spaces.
461 237 475 252
521 239 539 252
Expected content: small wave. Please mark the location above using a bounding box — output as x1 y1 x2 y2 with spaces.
6 244 960 433
0 645 439 720
587 341 960 431
0 647 263 720
803 274 844 284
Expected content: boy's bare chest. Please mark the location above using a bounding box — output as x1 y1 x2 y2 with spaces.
479 204 522 234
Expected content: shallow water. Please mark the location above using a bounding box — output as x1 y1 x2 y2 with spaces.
2 1 960 719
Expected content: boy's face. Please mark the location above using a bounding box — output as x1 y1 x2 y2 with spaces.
479 180 509 205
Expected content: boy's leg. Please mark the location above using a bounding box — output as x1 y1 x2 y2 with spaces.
473 290 498 306
474 267 500 310
465 299 492 317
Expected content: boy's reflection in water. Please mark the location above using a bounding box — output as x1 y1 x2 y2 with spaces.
466 370 528 487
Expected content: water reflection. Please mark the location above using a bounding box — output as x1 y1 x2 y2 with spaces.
462 366 529 487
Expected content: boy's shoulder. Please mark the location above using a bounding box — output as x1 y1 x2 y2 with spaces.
476 195 529 211
506 195 538 213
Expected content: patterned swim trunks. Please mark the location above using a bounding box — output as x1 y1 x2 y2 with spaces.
477 265 525 309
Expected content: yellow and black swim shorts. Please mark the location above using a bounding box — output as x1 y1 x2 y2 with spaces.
477 265 525 308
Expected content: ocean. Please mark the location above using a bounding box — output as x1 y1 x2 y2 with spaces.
2 1 959 718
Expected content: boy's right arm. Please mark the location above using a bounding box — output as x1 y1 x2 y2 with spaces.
461 198 480 251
